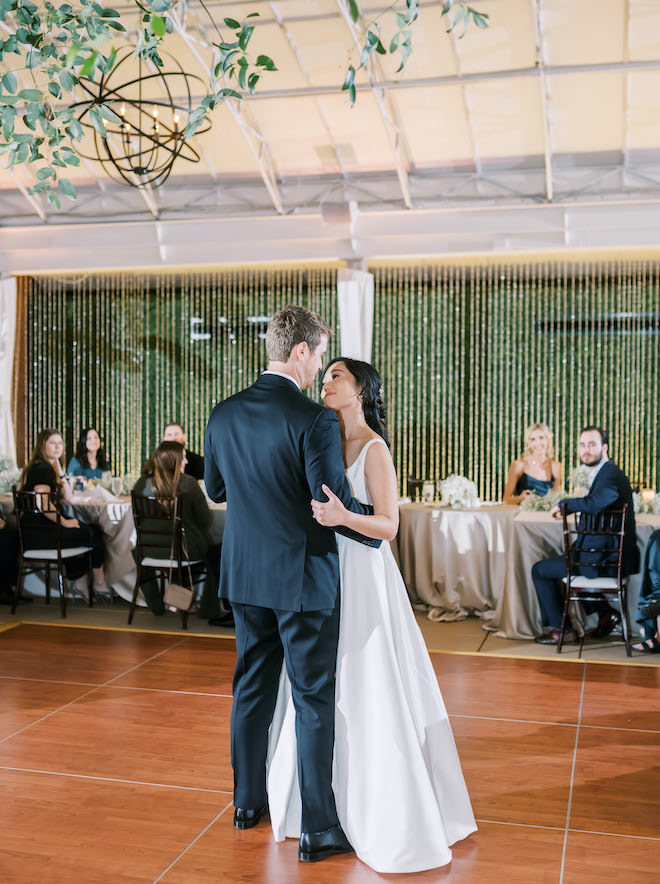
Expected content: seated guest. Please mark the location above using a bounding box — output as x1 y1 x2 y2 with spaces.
67 427 111 479
532 426 638 645
633 529 660 654
162 422 204 481
503 422 562 504
19 428 108 599
133 441 224 622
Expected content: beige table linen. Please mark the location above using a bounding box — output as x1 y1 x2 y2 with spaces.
396 502 519 619
490 511 660 640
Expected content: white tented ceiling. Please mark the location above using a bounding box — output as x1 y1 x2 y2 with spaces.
2 0 660 268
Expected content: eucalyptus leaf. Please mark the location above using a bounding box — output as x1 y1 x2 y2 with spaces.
224 17 240 29
348 0 359 23
18 88 42 100
256 54 277 71
59 177 76 199
99 103 122 124
48 190 60 210
2 71 16 93
150 15 166 37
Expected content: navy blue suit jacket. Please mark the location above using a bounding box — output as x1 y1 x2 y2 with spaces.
204 373 374 612
562 459 639 577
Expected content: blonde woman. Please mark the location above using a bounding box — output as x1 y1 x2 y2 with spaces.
503 423 562 505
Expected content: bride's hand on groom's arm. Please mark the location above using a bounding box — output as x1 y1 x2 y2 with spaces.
311 484 347 527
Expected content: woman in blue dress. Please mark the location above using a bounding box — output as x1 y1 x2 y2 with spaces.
67 427 111 480
503 422 562 504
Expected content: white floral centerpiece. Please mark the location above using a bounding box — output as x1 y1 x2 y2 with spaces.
520 489 566 512
0 456 20 493
0 467 21 493
439 474 480 509
632 491 660 515
570 465 593 496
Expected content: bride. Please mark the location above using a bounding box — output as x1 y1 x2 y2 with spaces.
266 357 476 874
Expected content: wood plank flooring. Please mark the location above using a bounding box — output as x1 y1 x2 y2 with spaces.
0 622 658 883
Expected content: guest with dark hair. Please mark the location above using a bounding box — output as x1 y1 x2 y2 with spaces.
322 357 390 447
532 426 638 645
162 422 204 481
67 427 111 479
19 428 108 599
133 441 225 622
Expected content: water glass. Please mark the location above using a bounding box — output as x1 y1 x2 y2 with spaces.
111 476 123 497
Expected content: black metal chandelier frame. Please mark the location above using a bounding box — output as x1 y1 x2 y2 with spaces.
69 51 212 188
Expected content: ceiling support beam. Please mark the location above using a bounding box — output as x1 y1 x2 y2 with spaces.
531 0 553 201
237 57 660 102
335 0 412 209
170 8 285 214
1 165 46 221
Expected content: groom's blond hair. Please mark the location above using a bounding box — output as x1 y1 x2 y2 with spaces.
266 305 332 362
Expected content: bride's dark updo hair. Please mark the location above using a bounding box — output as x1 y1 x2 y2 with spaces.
325 357 390 447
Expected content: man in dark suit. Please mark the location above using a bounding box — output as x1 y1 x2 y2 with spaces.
532 426 639 645
204 305 374 863
162 422 204 480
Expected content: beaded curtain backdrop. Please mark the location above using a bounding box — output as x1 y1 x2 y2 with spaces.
12 262 660 497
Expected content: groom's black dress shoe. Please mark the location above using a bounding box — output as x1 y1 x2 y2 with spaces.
298 824 354 863
233 804 268 829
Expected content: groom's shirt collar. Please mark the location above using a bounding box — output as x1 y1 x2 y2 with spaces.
262 369 300 390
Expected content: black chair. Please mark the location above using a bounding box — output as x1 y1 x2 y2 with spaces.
407 477 435 501
11 486 93 618
559 503 632 656
128 492 206 630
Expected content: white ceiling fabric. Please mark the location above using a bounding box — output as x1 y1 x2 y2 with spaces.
2 0 660 269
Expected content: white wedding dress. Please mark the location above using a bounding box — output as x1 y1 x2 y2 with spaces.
266 439 476 873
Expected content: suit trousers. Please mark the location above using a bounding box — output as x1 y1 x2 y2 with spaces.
532 555 612 631
231 601 341 834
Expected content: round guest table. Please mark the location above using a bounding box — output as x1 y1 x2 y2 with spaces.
395 502 519 619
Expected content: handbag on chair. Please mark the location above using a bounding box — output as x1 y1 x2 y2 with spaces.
163 497 195 611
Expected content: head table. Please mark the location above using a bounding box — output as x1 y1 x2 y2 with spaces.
0 490 226 606
394 501 660 640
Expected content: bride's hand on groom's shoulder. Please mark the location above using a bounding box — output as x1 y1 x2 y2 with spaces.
311 484 347 527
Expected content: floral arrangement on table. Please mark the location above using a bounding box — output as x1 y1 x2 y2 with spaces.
519 489 566 512
632 491 660 515
570 465 593 496
0 456 21 493
439 475 480 509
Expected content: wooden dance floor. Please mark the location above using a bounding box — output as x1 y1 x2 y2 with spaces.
0 622 658 883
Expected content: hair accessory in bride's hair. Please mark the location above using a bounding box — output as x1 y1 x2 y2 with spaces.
378 384 384 400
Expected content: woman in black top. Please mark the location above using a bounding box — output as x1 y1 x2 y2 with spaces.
19 428 108 598
133 441 223 620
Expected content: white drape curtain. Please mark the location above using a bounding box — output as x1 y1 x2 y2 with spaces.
337 268 374 362
0 276 17 465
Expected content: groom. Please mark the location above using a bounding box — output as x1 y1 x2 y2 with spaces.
204 305 375 862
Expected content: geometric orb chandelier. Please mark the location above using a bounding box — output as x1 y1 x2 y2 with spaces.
69 51 211 188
